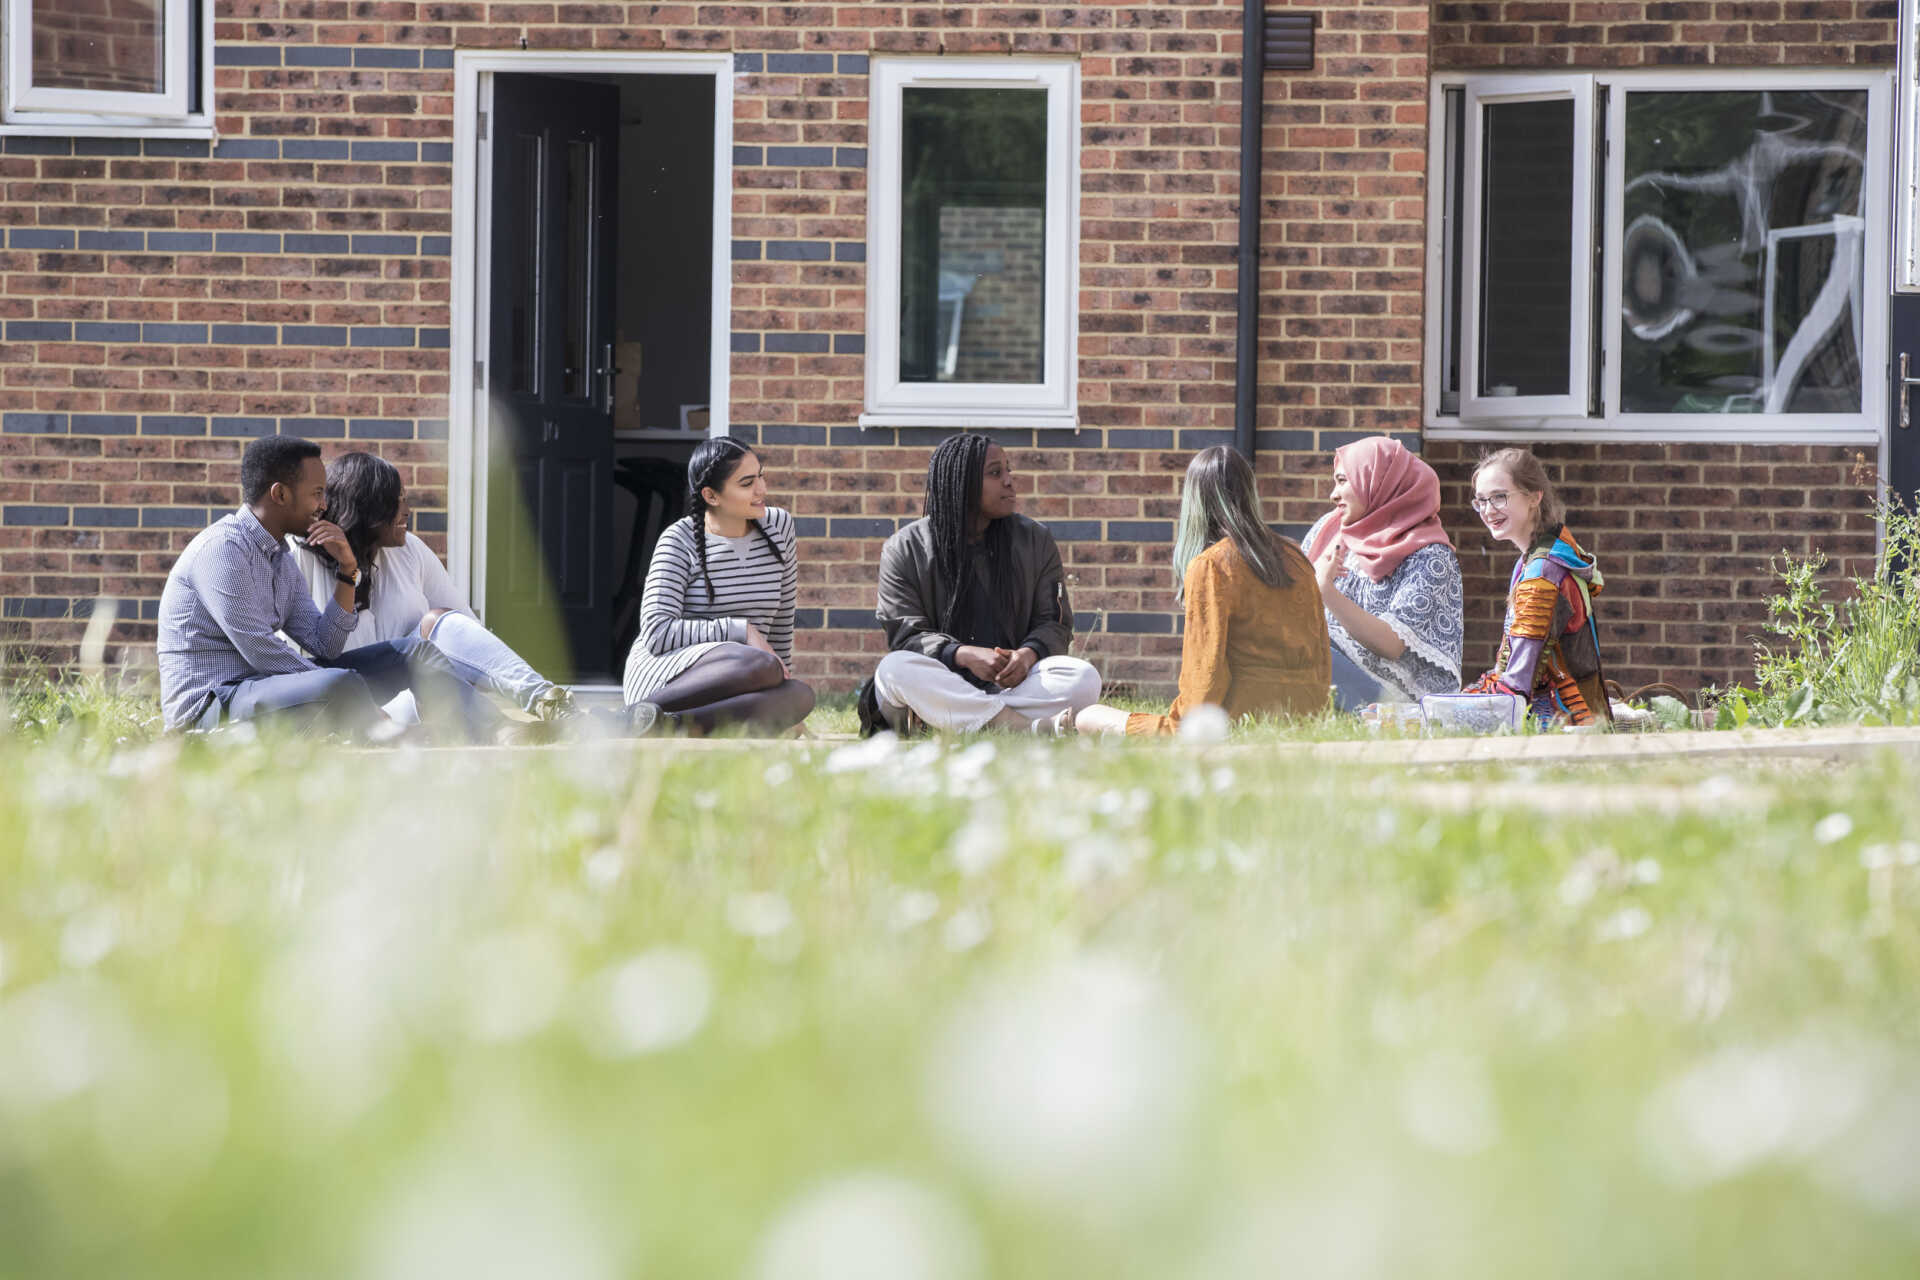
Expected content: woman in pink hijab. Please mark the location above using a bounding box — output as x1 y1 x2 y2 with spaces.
1302 436 1464 710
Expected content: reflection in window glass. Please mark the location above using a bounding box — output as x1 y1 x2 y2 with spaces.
32 0 165 94
1478 99 1575 399
507 134 542 395
1621 90 1867 414
899 86 1047 385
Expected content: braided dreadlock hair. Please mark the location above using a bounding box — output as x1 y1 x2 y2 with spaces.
686 436 785 601
923 432 1020 637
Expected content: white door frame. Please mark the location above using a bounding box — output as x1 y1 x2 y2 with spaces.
448 50 733 615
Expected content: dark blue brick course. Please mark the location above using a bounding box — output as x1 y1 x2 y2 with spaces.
350 327 415 348
1107 429 1179 449
423 50 455 69
215 46 281 66
766 240 830 262
283 325 348 346
212 417 277 437
5 598 76 619
73 506 141 527
767 53 835 73
732 52 764 72
732 239 762 260
1108 521 1174 543
4 506 69 526
1175 430 1236 449
142 140 210 158
1043 521 1104 542
1104 612 1175 634
7 321 71 340
413 511 448 532
280 140 351 160
286 47 353 67
142 507 210 527
211 324 277 345
830 518 899 538
142 416 207 436
215 232 282 253
419 329 450 349
213 139 281 159
4 138 70 155
10 229 74 250
354 48 421 68
730 333 761 352
351 141 418 161
416 419 449 440
838 54 870 74
3 413 66 434
767 146 834 167
282 418 346 438
833 243 866 263
833 334 865 354
826 608 878 629
72 414 136 435
1255 429 1316 452
351 235 416 255
835 147 866 168
284 234 350 254
421 236 452 256
732 146 763 167
422 143 453 163
74 139 141 157
348 419 414 439
757 425 828 445
792 517 828 538
142 323 207 343
146 232 214 251
765 333 830 353
78 231 144 251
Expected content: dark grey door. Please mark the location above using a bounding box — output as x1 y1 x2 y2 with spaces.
487 74 618 682
1890 294 1920 507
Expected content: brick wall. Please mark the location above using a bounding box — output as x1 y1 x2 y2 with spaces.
1 2 1433 697
1432 0 1897 69
1427 2 1894 698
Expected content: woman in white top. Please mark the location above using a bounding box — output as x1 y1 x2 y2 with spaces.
289 451 573 720
622 437 814 734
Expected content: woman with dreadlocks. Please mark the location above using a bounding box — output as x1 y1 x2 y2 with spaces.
860 433 1101 735
1072 446 1330 736
621 437 814 734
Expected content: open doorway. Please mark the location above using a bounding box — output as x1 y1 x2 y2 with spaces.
457 56 729 686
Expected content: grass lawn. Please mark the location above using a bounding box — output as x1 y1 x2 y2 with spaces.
2 707 1919 1278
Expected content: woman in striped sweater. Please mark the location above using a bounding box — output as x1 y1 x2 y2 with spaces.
622 437 815 734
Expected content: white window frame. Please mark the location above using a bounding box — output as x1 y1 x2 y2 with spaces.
1897 0 1920 292
1458 75 1596 421
861 56 1079 430
2 0 211 134
1426 68 1892 446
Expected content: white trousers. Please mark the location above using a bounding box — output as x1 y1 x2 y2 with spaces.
872 650 1102 733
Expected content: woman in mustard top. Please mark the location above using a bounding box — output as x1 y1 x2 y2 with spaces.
1075 445 1331 736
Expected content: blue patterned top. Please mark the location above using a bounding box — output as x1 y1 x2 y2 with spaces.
1307 512 1463 701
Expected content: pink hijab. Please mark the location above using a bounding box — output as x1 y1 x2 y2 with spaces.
1303 437 1453 583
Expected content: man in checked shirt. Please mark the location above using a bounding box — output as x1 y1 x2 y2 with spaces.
157 435 504 742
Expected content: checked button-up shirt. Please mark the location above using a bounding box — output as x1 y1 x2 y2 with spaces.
157 506 358 730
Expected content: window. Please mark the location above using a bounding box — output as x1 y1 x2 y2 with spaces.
1429 71 1889 441
1898 0 1920 292
863 58 1078 429
3 0 210 130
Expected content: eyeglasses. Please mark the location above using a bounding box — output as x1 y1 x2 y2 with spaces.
1470 491 1512 514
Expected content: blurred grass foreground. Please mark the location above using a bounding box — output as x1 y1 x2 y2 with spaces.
2 714 1920 1278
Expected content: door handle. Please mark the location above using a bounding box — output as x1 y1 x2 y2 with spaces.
593 342 620 413
1901 352 1920 429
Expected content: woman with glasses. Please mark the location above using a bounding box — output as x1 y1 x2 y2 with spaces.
1301 436 1463 711
1461 447 1612 727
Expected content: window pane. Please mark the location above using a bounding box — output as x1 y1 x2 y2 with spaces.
1479 99 1575 399
32 0 165 95
507 134 543 395
898 86 1048 385
1621 90 1867 414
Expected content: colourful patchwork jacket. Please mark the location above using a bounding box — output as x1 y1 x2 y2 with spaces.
1465 527 1612 727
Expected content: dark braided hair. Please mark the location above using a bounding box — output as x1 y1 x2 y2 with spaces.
924 433 1019 637
321 450 403 612
686 437 785 600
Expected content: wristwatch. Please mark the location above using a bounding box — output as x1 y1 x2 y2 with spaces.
335 566 360 587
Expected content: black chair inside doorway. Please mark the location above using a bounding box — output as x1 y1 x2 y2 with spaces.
609 456 685 677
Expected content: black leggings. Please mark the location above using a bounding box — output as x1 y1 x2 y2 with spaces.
647 642 815 734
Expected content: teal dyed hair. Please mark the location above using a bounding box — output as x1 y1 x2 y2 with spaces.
1169 446 1293 604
